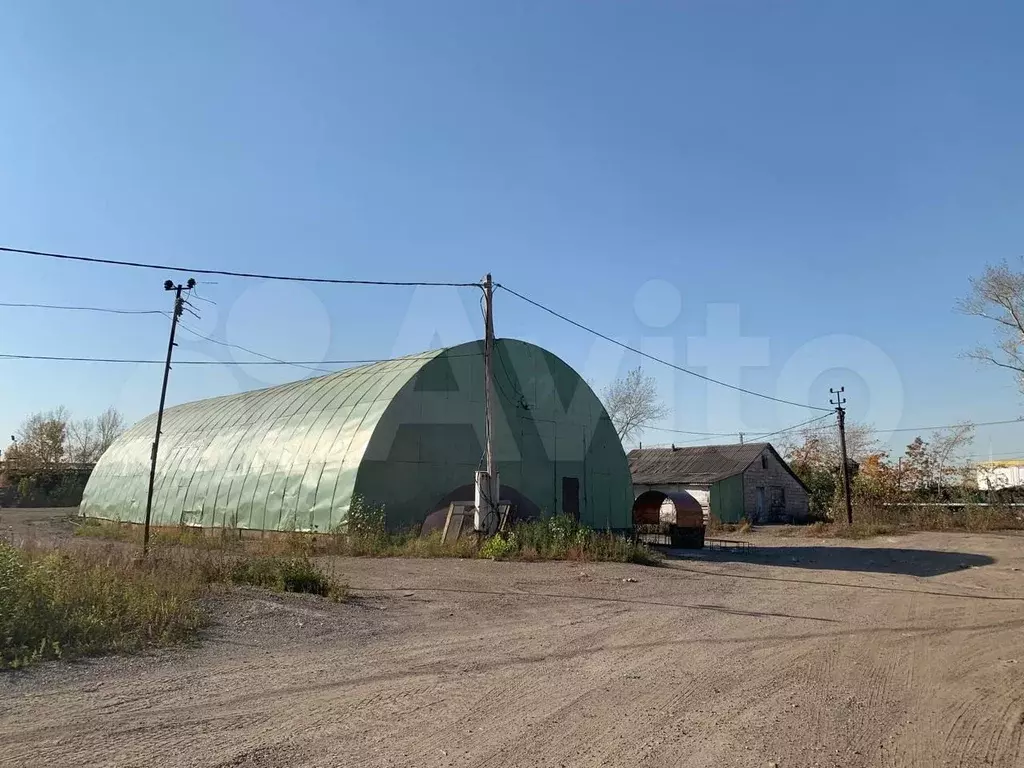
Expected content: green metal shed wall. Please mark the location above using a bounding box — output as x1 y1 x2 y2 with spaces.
709 475 745 523
80 339 632 532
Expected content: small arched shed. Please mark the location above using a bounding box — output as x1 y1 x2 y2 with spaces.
632 488 706 548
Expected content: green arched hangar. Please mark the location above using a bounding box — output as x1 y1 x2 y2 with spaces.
80 339 633 533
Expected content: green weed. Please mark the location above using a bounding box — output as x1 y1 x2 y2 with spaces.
479 532 519 559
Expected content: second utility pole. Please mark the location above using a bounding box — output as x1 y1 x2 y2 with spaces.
143 277 195 554
830 386 853 526
480 273 498 532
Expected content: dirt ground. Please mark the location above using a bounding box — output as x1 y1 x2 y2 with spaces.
2 510 1024 767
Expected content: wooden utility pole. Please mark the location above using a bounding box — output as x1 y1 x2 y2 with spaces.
480 273 498 531
143 277 195 554
830 386 853 526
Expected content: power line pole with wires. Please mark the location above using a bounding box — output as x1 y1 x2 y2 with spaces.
830 386 854 526
476 273 498 533
143 278 195 554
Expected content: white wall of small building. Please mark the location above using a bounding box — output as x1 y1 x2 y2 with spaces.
977 464 1024 490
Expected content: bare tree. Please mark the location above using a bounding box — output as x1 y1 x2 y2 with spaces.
899 422 975 490
959 261 1024 390
778 419 879 469
930 421 975 489
67 407 126 463
601 367 669 445
66 418 97 464
96 406 126 451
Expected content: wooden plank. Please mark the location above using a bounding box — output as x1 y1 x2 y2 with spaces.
441 501 476 544
440 503 455 544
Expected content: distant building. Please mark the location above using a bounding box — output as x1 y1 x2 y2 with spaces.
976 460 1024 490
628 442 810 524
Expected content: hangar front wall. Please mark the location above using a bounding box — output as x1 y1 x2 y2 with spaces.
356 340 632 531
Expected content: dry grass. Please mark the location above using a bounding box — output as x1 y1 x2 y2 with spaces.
781 503 1024 539
75 515 661 565
707 516 752 535
8 511 656 669
321 530 481 559
75 518 242 550
776 520 900 539
1 536 347 669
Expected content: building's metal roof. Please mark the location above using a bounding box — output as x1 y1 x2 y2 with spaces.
628 443 771 485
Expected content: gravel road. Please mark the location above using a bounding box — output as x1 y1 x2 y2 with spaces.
2 511 1023 767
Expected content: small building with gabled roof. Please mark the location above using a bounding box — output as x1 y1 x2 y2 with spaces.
627 442 809 524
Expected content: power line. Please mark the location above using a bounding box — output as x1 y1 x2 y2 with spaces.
174 320 332 375
0 353 371 365
639 425 745 436
0 301 163 315
0 352 480 366
0 245 482 288
967 450 1024 460
673 416 1023 440
497 284 830 412
0 354 468 366
645 414 835 448
753 414 834 440
796 417 1024 435
640 417 833 437
884 418 1023 434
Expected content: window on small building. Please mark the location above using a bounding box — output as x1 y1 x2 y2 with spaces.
761 454 768 470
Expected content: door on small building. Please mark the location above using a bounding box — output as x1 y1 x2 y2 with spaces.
768 486 786 521
710 476 745 523
562 476 580 521
755 486 765 522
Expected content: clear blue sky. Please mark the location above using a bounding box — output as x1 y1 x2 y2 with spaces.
2 1 1023 458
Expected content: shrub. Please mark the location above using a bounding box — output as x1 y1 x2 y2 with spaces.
346 496 387 536
229 555 346 600
489 516 660 565
480 532 519 559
